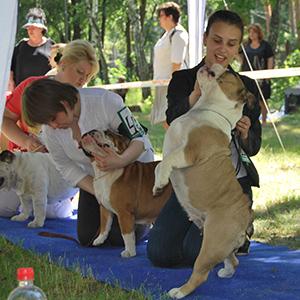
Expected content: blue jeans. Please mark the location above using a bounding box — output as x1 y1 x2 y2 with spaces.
147 177 252 267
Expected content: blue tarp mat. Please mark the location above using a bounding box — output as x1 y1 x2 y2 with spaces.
0 217 299 300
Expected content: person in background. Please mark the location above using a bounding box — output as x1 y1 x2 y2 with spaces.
22 78 154 247
8 7 55 92
147 10 261 268
241 23 274 126
2 39 99 153
46 43 66 76
150 1 188 126
0 40 99 219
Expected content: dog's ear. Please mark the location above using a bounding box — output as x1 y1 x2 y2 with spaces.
246 91 256 109
0 150 16 163
241 90 255 109
104 130 130 154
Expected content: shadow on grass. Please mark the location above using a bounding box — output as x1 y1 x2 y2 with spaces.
254 195 300 249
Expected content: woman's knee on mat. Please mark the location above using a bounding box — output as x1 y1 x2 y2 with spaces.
0 190 20 217
147 226 184 267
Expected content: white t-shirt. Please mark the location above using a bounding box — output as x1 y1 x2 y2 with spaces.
153 24 189 80
42 88 154 186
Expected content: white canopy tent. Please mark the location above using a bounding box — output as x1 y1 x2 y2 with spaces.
0 0 18 129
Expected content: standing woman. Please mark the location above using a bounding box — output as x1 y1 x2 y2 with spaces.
147 10 261 267
0 40 99 218
151 2 189 125
8 7 54 91
22 79 154 247
241 23 274 125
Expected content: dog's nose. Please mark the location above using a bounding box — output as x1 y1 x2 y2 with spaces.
0 177 4 187
208 70 215 77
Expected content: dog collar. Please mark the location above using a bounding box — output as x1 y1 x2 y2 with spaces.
197 108 234 130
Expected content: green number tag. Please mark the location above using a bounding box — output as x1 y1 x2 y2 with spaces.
117 107 145 138
240 153 251 164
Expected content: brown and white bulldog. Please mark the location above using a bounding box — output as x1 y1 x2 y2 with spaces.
80 129 172 258
153 64 255 299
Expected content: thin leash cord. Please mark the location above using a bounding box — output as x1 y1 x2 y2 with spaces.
223 0 285 152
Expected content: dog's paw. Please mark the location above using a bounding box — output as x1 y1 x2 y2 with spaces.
93 233 107 246
152 185 166 196
28 220 44 228
153 164 169 196
121 249 136 258
11 213 28 222
168 287 186 299
197 66 211 88
217 267 235 278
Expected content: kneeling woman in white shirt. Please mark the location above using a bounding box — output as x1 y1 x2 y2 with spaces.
22 78 154 246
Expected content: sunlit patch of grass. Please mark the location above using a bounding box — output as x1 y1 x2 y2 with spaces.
0 237 149 300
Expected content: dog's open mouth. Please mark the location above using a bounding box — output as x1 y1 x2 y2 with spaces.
79 132 111 158
0 177 5 188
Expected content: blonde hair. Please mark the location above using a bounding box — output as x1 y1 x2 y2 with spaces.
58 40 99 82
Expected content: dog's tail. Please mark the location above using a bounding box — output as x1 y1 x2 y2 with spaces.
38 231 79 244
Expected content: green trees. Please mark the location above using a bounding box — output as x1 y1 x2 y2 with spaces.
15 0 300 104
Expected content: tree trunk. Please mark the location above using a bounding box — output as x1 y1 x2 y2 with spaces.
101 0 106 46
125 15 134 78
264 2 272 37
71 0 82 40
64 0 70 41
268 0 285 53
128 0 151 100
295 0 300 47
86 0 109 83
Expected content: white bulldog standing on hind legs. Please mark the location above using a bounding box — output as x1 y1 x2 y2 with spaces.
153 64 255 299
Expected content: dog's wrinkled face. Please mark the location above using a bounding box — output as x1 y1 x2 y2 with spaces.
0 150 16 191
80 129 130 158
198 64 255 109
217 71 255 108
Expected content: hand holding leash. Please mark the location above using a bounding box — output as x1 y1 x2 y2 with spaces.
25 135 47 152
236 116 251 140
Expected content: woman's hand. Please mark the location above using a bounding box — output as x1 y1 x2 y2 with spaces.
25 135 47 152
236 116 251 140
93 147 126 171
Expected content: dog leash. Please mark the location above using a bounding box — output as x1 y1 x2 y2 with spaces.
231 131 242 176
38 231 79 244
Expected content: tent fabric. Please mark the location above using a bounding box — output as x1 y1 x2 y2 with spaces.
188 0 206 67
0 216 299 300
0 0 17 129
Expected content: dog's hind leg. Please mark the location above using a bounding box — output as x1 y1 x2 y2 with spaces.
168 214 243 299
93 205 113 246
117 212 136 258
217 252 239 278
168 234 216 299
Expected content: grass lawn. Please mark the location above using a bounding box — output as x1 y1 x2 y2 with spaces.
1 92 299 298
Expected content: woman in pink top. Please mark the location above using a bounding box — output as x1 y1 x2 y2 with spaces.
2 39 99 152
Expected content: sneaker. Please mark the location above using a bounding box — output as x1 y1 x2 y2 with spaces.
236 238 250 256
